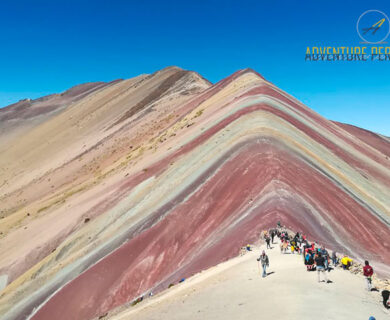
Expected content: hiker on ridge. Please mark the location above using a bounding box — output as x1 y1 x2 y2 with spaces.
314 252 329 283
299 241 304 255
257 250 269 278
331 251 338 266
281 240 288 254
266 235 271 249
320 246 329 269
363 260 374 291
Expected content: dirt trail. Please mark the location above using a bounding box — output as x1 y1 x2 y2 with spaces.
108 239 389 320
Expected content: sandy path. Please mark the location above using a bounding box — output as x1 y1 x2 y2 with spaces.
109 239 389 320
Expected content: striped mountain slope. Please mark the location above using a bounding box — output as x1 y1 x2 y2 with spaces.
0 67 388 320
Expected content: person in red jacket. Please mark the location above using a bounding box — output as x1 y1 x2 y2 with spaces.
363 260 374 291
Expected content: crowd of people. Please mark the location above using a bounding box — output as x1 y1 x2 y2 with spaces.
256 224 390 311
257 225 382 292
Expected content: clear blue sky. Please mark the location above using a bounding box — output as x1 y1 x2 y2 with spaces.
1 0 389 135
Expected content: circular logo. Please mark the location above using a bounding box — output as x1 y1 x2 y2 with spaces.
357 10 390 44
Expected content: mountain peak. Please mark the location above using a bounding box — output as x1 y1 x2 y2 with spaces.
0 66 389 320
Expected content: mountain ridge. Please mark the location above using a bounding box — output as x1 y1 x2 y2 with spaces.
0 67 389 320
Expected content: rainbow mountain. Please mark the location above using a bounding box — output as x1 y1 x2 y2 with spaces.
0 67 389 320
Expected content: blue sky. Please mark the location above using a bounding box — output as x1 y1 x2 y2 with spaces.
0 0 389 135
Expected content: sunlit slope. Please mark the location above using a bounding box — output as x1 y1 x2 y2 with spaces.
0 68 388 320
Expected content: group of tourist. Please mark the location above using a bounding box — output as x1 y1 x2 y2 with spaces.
255 224 390 310
258 226 376 289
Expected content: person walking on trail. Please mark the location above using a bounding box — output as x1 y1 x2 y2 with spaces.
271 230 275 244
363 260 374 291
257 250 269 278
314 252 328 283
266 235 271 249
280 240 288 254
320 246 329 269
299 242 304 255
331 251 338 266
